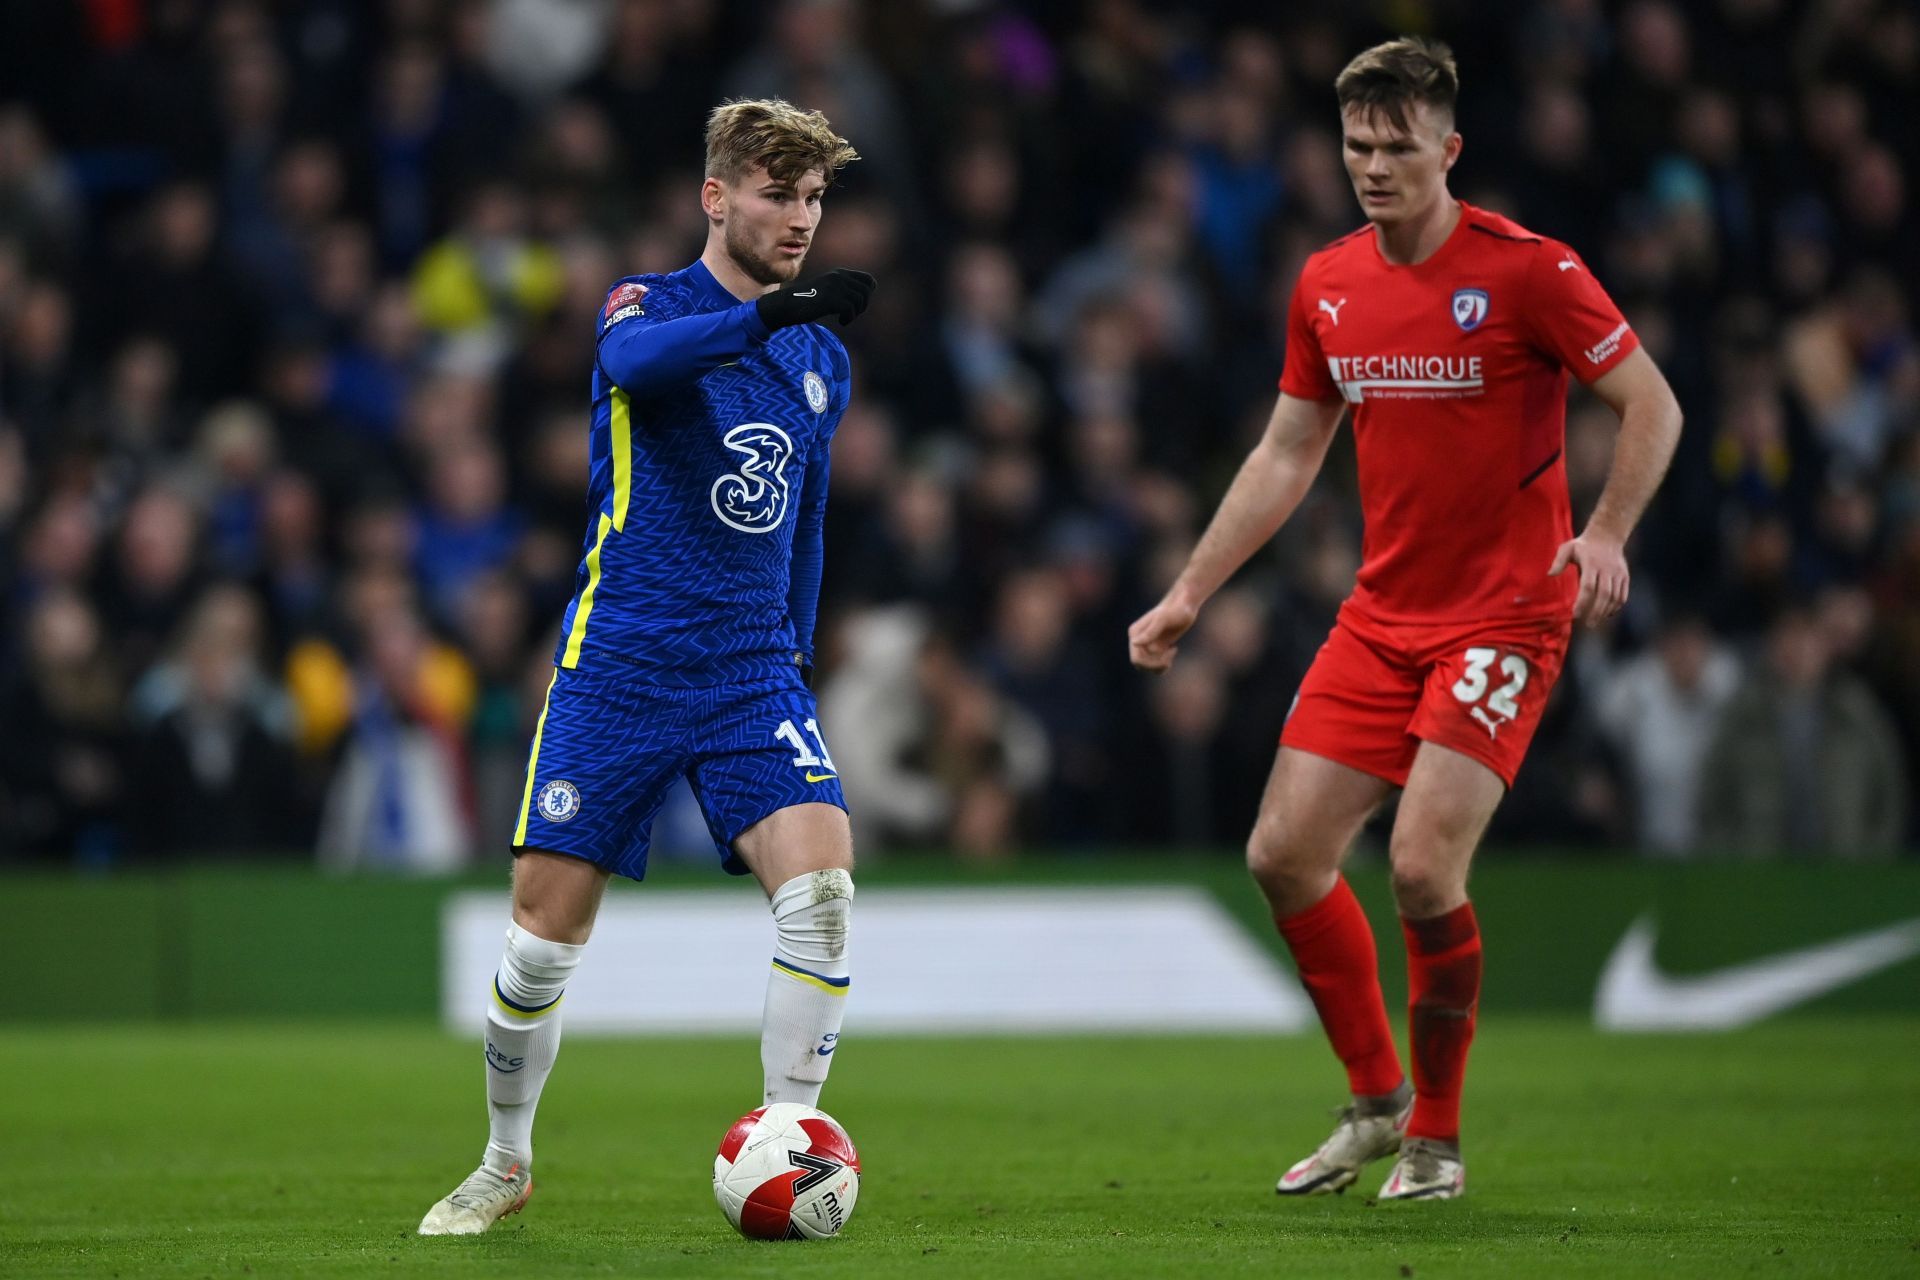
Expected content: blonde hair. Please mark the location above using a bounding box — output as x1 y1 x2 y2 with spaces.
704 98 859 187
1335 37 1459 134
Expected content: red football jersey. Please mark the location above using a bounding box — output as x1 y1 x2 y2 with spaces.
1280 201 1639 624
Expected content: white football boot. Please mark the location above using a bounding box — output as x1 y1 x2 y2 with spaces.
418 1162 534 1235
1377 1137 1466 1201
1275 1090 1412 1196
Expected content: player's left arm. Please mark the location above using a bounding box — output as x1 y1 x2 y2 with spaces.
785 350 848 683
1527 244 1684 626
1548 347 1683 625
786 443 829 682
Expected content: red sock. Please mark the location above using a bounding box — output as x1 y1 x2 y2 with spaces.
1274 878 1404 1098
1402 902 1482 1143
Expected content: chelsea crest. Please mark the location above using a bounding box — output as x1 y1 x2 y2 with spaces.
537 779 582 823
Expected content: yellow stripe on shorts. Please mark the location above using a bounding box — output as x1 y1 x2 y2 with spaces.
512 669 559 846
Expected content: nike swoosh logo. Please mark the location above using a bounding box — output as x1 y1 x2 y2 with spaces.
1594 914 1920 1030
804 772 837 783
794 288 818 298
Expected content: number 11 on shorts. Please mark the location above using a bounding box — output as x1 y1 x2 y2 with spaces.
775 718 837 773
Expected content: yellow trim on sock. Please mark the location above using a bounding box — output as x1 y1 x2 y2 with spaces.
492 985 565 1020
770 959 850 996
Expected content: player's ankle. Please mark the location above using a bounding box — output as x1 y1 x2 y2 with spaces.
1355 1080 1412 1116
1403 1134 1461 1157
482 1142 530 1176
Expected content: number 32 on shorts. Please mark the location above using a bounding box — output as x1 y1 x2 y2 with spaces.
1451 647 1529 736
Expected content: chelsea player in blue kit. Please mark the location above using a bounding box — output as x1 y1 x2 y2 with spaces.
421 100 875 1235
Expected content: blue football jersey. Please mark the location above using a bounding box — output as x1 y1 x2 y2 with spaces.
552 260 851 686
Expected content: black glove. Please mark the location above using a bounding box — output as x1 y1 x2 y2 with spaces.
757 269 876 330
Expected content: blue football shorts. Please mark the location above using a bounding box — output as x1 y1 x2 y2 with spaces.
509 664 848 881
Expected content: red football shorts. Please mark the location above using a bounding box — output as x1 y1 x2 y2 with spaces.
1279 604 1573 788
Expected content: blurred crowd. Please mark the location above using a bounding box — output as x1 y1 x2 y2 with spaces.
1 0 1916 868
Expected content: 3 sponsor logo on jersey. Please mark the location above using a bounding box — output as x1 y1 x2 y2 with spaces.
1325 354 1485 402
711 423 796 533
1585 321 1630 365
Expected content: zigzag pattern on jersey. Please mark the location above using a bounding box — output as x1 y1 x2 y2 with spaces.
556 266 841 687
570 349 812 680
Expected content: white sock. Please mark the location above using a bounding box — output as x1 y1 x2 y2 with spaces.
761 869 853 1106
481 922 582 1174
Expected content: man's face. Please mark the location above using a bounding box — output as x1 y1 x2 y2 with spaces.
708 164 827 286
1341 101 1460 226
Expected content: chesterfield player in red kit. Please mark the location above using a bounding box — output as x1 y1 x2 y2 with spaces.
1130 38 1683 1200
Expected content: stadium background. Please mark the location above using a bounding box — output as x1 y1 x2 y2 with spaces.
3 3 1917 1276
1 0 1916 868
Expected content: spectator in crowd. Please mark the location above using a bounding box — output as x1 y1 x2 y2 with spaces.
0 590 126 860
1698 603 1907 858
127 583 303 857
818 605 951 853
1595 611 1742 855
315 600 474 873
410 179 565 369
820 606 1047 859
411 434 524 624
98 483 206 680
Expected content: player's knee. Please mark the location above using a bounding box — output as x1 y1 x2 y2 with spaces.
1246 823 1328 906
1387 855 1457 917
511 848 604 944
489 920 584 1028
771 868 854 965
1244 819 1287 880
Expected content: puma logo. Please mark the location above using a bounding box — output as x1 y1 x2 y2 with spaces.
1318 297 1347 325
1558 257 1579 272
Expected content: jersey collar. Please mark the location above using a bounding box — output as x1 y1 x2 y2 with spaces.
686 258 747 311
1369 198 1471 273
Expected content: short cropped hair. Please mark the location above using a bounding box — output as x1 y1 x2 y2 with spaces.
704 98 859 187
1335 37 1459 134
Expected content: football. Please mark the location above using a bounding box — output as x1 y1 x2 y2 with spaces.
712 1103 861 1240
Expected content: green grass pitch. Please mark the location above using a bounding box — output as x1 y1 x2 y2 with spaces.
4 1020 1916 1278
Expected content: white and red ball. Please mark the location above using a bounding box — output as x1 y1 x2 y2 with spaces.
713 1103 861 1240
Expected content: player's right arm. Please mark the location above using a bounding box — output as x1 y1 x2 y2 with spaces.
597 270 875 399
596 278 771 398
1128 390 1344 673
